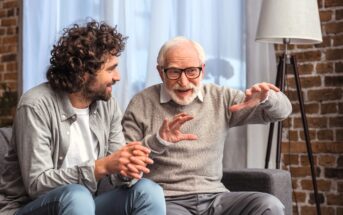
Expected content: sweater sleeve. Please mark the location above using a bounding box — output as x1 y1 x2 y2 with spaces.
227 89 292 127
122 98 169 156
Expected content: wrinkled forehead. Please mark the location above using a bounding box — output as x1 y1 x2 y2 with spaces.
164 43 201 67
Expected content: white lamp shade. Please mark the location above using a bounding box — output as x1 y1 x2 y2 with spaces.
256 0 322 44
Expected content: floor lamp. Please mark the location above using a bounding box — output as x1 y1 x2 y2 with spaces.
255 0 323 214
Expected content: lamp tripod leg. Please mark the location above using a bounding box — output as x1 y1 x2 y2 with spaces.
291 56 321 215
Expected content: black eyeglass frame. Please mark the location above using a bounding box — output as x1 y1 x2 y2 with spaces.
162 66 202 80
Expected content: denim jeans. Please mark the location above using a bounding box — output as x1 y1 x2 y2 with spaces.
16 178 166 215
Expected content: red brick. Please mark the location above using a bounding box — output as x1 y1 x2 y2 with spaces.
0 17 17 27
292 103 320 114
2 1 18 9
326 48 343 60
338 181 343 191
6 62 16 70
0 53 16 62
308 88 342 102
299 129 317 140
295 51 322 62
337 129 343 141
283 153 299 165
336 62 343 73
300 154 318 166
290 166 313 177
281 141 307 153
333 34 343 46
316 62 334 74
321 102 337 114
324 0 343 7
298 63 315 74
329 117 343 127
294 117 327 129
317 129 334 140
320 10 333 22
293 191 306 202
4 72 16 80
324 22 343 34
337 9 343 20
2 35 17 44
325 75 343 87
301 179 332 191
288 76 322 89
326 193 343 205
318 155 337 167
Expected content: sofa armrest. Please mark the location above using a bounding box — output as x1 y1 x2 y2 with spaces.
222 168 292 215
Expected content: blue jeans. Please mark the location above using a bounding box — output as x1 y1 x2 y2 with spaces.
16 178 166 215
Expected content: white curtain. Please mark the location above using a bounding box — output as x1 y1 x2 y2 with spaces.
23 0 275 169
245 0 277 168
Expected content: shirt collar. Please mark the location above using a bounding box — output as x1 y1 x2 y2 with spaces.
159 84 203 104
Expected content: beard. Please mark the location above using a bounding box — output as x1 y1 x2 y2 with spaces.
164 82 201 106
82 77 115 102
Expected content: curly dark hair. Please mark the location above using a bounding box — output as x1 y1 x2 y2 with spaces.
46 21 127 93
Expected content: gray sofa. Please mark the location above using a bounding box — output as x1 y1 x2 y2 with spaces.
0 127 292 215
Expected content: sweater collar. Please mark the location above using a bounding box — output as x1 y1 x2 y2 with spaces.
159 83 203 104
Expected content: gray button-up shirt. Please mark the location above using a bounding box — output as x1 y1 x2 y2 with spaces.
0 83 125 215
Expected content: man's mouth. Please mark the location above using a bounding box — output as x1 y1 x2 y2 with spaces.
175 89 193 97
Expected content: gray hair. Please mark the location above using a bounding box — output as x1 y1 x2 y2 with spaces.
157 36 206 66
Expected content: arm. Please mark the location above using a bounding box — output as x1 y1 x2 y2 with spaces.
15 106 97 198
228 82 292 127
96 100 152 181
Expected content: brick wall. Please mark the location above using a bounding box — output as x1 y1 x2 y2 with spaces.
279 0 343 214
0 0 342 214
0 0 19 126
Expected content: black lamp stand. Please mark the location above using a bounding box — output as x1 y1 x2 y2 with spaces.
264 41 321 215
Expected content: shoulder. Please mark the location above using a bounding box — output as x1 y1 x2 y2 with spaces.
17 83 57 109
203 83 242 98
128 84 161 107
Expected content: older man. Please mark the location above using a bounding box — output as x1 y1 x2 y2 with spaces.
122 36 292 215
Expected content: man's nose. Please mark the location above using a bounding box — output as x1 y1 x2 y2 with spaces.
178 72 189 87
113 71 120 82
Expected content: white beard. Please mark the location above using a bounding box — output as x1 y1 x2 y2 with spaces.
164 83 201 106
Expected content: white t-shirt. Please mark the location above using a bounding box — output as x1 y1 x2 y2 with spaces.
61 107 99 168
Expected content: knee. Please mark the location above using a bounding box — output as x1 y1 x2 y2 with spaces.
58 184 95 213
260 193 285 215
132 178 164 199
131 178 166 212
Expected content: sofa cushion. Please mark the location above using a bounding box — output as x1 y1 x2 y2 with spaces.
0 127 12 173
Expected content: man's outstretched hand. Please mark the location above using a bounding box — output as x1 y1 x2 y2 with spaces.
229 82 280 112
159 112 198 143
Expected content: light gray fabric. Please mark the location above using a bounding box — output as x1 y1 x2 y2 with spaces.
165 192 284 215
122 83 292 197
0 127 11 174
222 169 292 215
0 83 125 215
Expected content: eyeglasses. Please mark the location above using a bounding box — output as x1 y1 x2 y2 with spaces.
163 67 202 80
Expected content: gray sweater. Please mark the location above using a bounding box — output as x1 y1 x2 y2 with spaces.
122 83 292 196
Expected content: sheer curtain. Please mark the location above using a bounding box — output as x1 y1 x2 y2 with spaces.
245 0 277 168
23 0 275 169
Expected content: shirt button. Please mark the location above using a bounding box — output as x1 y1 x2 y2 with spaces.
59 156 63 160
67 131 70 135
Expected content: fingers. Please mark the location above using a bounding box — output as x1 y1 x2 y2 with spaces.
169 114 194 130
179 134 198 141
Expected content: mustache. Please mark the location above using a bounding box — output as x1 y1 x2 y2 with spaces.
172 83 196 90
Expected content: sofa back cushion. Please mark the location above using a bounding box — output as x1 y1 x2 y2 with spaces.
0 127 12 173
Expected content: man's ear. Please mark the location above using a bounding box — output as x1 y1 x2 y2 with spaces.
157 65 164 81
201 64 205 78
